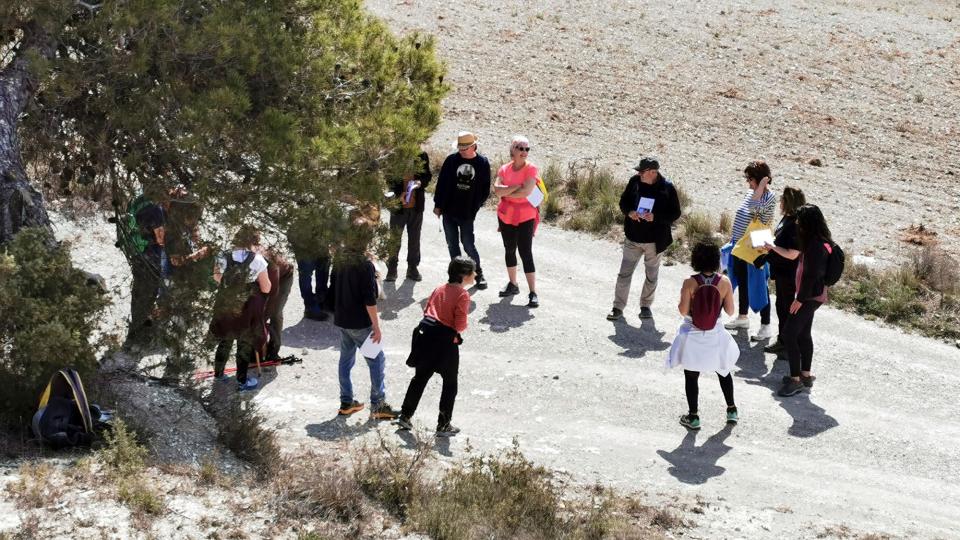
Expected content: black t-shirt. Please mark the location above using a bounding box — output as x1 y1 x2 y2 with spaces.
769 215 799 277
434 153 491 220
333 259 378 330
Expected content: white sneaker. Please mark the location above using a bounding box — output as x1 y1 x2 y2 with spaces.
724 318 750 330
751 324 775 341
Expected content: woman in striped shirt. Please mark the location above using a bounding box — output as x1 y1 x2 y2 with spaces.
724 160 777 340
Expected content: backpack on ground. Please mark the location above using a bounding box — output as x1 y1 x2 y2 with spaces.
691 273 723 331
31 369 111 449
213 251 257 319
823 241 845 286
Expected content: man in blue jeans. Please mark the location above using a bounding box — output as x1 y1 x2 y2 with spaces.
332 240 399 419
296 256 330 320
433 131 491 290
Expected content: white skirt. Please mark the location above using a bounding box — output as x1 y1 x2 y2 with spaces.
665 317 740 376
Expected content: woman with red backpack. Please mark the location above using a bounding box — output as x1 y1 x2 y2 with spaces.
666 242 740 430
762 204 834 397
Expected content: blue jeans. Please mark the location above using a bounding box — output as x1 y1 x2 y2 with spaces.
297 257 330 314
338 327 386 406
442 215 482 273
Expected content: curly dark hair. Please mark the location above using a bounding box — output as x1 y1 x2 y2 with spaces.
744 160 772 184
448 256 477 284
690 241 721 273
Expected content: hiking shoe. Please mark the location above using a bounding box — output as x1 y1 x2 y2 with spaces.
436 423 461 437
724 318 749 330
395 416 413 430
726 407 739 425
338 400 365 415
527 292 540 308
384 267 398 282
606 307 624 321
751 324 775 341
781 375 816 388
763 340 785 354
499 282 520 297
237 376 259 392
639 306 653 319
475 273 488 290
679 414 701 430
406 267 423 282
778 378 806 397
214 373 231 383
370 403 400 420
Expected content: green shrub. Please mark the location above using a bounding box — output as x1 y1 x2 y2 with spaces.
568 167 621 234
117 478 165 516
215 398 282 479
353 434 431 516
99 419 148 478
0 228 109 425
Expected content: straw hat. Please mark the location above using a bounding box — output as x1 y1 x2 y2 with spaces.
452 131 479 150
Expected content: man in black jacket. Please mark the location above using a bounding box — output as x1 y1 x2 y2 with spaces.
385 150 431 282
607 157 682 321
433 131 491 290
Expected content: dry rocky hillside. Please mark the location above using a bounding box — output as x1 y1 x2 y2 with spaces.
368 0 960 264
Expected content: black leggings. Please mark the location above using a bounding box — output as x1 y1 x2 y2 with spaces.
773 273 796 340
499 218 536 273
783 300 821 377
684 370 735 415
733 255 770 324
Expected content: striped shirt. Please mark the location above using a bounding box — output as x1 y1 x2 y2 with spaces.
731 190 777 243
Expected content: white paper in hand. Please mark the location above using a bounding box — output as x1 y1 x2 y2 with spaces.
526 186 544 207
637 197 655 214
359 332 383 359
750 229 775 248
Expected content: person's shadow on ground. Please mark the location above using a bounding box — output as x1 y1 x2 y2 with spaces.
305 414 380 441
607 318 670 359
656 424 734 485
479 296 534 333
776 392 839 438
735 340 773 383
281 317 341 351
381 279 419 321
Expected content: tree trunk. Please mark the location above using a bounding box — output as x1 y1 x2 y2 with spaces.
0 23 55 246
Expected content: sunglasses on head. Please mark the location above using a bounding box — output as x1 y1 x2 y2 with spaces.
514 146 530 152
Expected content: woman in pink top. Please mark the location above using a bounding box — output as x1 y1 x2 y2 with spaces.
493 135 540 308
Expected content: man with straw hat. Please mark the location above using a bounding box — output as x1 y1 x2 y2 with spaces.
433 131 491 290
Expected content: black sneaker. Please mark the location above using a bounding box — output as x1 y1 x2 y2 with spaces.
436 423 461 437
639 306 653 319
475 273 488 290
395 416 413 430
763 340 785 354
527 292 539 308
406 267 422 282
498 282 520 297
777 378 806 397
384 267 398 282
606 307 623 321
679 414 701 430
781 374 816 388
370 403 400 420
338 400 365 415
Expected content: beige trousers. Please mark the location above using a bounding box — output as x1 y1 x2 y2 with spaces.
613 240 661 310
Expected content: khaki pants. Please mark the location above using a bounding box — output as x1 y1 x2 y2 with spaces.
613 240 661 310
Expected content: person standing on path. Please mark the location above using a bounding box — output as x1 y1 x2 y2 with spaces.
763 204 833 397
433 131 491 290
262 246 295 362
493 135 540 308
385 150 431 283
332 219 400 419
666 242 740 430
396 257 476 437
761 187 806 354
724 160 777 338
607 157 682 321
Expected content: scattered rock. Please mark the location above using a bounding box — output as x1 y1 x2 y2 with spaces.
808 157 823 166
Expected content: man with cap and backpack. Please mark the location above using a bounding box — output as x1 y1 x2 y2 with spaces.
433 131 492 290
607 157 682 321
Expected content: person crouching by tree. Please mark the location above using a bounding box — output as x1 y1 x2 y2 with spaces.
332 217 400 419
666 242 740 430
396 257 475 437
385 149 431 283
210 225 271 391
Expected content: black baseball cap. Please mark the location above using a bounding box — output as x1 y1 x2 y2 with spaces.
633 157 660 172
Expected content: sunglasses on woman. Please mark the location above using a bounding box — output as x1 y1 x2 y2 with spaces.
514 146 530 152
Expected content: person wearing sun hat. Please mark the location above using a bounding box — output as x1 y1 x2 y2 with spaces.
433 131 492 290
606 157 682 321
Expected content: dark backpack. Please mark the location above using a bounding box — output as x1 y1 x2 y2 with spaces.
691 273 723 331
31 369 111 449
823 242 845 286
213 251 257 319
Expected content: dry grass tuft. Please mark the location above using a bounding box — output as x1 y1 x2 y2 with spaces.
353 433 432 517
215 398 282 480
681 211 716 244
718 211 733 236
99 419 147 478
7 461 60 509
273 453 366 524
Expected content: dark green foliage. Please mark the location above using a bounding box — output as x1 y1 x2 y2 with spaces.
0 228 108 425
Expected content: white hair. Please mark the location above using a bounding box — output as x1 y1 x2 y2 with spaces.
509 135 530 155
